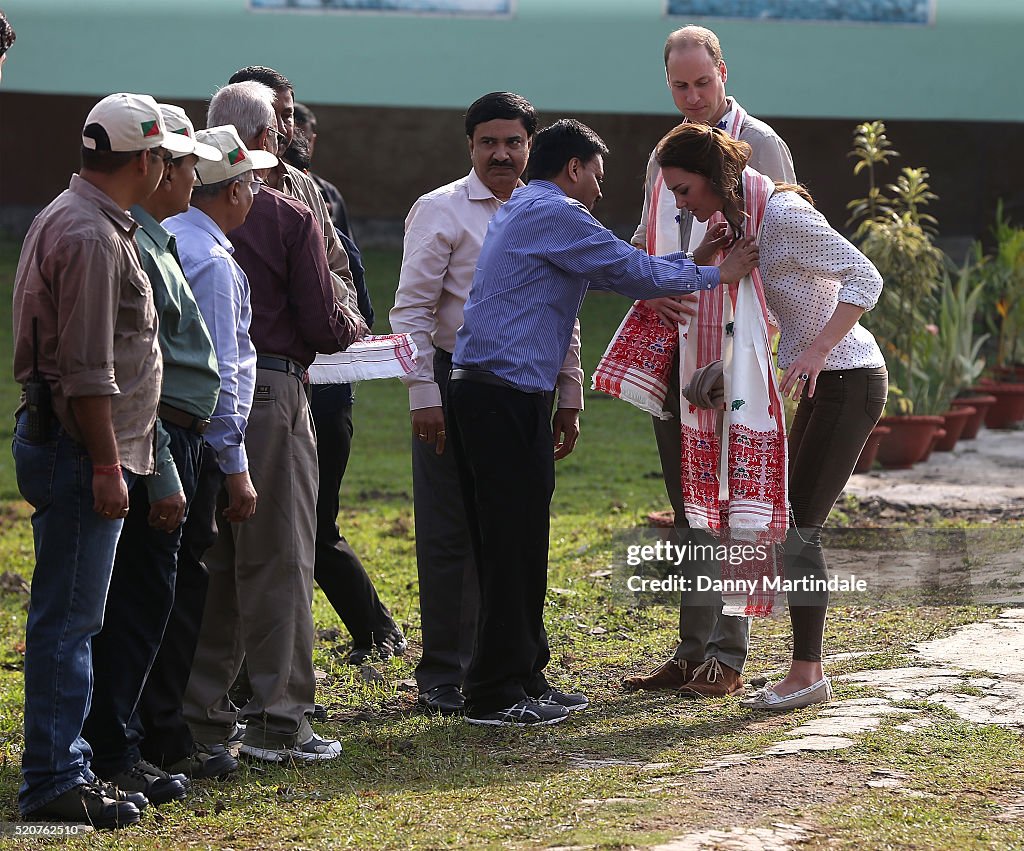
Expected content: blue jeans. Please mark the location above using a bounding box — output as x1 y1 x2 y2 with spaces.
84 422 203 777
13 411 135 815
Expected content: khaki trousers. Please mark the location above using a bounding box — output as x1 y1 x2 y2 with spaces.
184 368 318 748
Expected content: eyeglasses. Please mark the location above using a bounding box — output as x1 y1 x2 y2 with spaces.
265 126 284 147
237 176 263 195
146 148 174 166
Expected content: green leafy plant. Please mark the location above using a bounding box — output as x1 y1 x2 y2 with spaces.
911 252 988 413
982 201 1024 369
848 122 945 413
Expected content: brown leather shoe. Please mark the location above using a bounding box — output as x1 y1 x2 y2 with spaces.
622 657 698 691
678 658 744 698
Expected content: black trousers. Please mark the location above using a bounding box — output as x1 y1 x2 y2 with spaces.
448 379 554 714
84 422 204 776
134 444 222 768
786 366 888 661
310 383 396 648
412 349 479 693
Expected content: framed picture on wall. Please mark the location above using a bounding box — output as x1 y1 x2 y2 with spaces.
251 0 512 14
665 0 934 25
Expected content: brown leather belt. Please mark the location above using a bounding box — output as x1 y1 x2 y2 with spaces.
158 402 211 435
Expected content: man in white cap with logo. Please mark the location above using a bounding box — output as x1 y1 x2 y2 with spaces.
182 81 359 764
83 105 228 799
153 123 273 778
12 92 192 829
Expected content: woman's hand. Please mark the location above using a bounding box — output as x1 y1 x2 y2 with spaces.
780 346 829 400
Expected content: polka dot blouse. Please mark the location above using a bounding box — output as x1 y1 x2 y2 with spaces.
758 190 885 371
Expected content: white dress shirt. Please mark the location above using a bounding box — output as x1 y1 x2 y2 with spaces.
391 168 583 411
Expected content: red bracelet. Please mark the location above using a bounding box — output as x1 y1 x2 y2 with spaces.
92 463 122 477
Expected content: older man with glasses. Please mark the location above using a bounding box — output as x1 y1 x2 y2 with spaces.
182 81 363 765
12 93 192 829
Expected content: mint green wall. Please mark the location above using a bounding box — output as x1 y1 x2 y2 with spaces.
3 0 1022 121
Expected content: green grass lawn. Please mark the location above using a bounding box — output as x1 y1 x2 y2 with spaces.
0 239 1020 849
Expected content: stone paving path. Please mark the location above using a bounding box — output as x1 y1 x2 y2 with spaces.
645 607 1024 850
846 427 1024 512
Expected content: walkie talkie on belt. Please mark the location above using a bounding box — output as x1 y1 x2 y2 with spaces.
23 318 52 443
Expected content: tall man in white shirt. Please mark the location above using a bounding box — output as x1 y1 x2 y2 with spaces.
391 92 584 716
622 25 797 699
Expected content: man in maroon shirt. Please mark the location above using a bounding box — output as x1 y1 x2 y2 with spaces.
182 80 363 764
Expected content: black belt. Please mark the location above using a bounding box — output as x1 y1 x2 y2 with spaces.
450 368 519 390
257 355 308 384
158 402 211 435
450 368 552 401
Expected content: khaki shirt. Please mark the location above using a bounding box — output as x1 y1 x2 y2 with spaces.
277 162 361 316
13 175 162 475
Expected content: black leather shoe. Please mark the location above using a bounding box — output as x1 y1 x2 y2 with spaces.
417 684 466 715
26 781 140 829
104 759 187 806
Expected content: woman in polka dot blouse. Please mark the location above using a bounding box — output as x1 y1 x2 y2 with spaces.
654 123 888 712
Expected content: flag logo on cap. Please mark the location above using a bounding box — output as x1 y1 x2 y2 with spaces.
227 147 247 166
141 120 161 138
172 127 191 137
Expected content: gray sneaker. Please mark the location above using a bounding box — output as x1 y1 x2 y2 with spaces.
240 733 343 764
466 699 570 727
536 688 589 712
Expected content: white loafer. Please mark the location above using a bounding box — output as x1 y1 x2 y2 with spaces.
739 677 832 711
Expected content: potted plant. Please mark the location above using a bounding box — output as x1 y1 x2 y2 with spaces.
977 203 1024 428
873 385 944 469
923 254 988 450
846 122 947 466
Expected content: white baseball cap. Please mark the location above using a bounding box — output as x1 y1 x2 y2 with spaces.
82 93 193 155
193 125 278 187
158 104 223 162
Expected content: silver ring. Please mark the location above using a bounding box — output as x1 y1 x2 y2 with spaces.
800 372 809 381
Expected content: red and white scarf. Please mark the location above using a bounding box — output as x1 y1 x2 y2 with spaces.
593 122 789 615
308 333 417 384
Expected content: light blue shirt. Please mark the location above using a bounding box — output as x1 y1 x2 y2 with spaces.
454 179 720 394
164 206 256 476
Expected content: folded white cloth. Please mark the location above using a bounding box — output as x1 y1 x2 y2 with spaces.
308 334 417 384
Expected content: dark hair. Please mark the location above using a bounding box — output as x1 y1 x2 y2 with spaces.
229 65 293 94
464 91 537 139
293 101 316 132
656 123 813 236
0 11 15 56
281 133 311 172
525 119 608 183
81 147 142 174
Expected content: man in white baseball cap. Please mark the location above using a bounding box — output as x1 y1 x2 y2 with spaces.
83 103 230 799
192 123 278 187
156 124 272 776
82 92 194 157
13 92 183 829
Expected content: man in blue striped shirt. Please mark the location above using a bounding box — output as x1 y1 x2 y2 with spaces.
449 119 758 727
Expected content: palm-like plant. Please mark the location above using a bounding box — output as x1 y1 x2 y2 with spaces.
848 122 944 412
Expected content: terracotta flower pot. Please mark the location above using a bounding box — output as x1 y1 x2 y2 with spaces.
977 383 1024 429
918 428 946 463
934 406 975 452
854 425 891 473
952 394 997 440
990 364 1024 383
876 415 945 469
